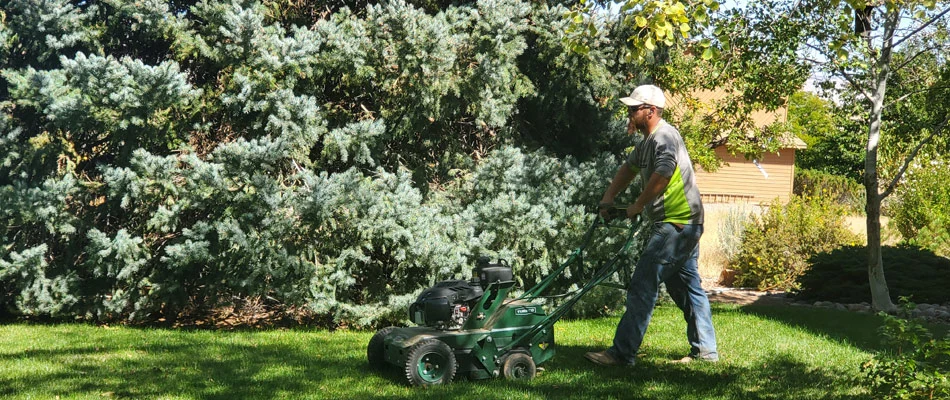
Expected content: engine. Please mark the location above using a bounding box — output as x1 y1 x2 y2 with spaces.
409 258 514 330
409 280 482 330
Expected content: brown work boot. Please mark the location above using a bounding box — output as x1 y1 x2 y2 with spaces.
584 350 630 366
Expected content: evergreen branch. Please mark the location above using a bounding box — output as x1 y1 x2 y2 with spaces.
291 160 310 190
880 116 949 200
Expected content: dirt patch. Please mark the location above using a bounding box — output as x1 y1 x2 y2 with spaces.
706 288 792 306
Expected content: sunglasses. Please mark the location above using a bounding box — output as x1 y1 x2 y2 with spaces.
627 105 653 114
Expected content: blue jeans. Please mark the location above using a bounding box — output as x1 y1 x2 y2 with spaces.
607 222 718 364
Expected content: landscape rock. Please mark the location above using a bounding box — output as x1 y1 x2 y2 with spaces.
846 304 870 313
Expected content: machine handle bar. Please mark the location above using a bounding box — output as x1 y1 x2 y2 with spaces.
505 209 644 352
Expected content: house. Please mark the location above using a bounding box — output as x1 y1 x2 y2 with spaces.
694 137 807 204
667 89 807 205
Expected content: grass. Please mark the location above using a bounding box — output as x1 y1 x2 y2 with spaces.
0 303 892 399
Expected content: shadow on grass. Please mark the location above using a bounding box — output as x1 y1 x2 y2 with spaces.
728 303 889 352
732 301 948 349
1 304 883 400
1 328 869 400
360 343 868 400
0 327 373 399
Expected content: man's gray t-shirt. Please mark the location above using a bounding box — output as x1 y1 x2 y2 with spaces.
625 120 704 225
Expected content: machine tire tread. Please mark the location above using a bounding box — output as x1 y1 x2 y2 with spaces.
367 326 397 369
404 338 457 386
501 351 537 380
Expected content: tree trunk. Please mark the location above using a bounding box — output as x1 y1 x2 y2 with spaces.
864 8 899 312
865 189 894 311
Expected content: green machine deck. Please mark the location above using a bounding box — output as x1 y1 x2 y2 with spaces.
367 211 643 386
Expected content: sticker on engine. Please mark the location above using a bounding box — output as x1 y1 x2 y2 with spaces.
515 307 537 316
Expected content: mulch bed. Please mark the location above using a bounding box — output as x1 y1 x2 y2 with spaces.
706 288 793 306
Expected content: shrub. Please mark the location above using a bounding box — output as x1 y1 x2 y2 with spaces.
730 195 861 291
892 157 950 258
716 203 755 261
0 0 633 327
906 214 950 258
794 168 865 212
862 299 950 400
564 285 626 319
795 244 950 304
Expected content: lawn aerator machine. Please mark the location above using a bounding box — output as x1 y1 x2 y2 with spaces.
367 208 643 386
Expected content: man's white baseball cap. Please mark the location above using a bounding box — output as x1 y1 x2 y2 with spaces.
620 84 666 108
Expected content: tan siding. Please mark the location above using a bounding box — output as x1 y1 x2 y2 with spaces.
695 147 797 204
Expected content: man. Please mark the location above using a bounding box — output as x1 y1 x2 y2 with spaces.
585 84 718 366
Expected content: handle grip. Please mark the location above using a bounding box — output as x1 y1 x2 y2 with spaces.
598 203 640 223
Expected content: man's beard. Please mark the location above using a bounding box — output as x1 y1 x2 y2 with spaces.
627 117 649 134
634 119 649 133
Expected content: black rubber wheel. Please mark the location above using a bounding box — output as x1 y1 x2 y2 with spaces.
367 326 396 369
404 339 457 386
502 352 536 380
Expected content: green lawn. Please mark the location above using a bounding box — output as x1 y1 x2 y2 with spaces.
0 303 890 399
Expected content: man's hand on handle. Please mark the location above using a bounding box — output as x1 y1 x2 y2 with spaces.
626 203 643 219
599 202 640 222
598 202 614 220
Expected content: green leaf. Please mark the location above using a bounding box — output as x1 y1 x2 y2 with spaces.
702 46 714 60
669 2 686 14
692 9 707 24
635 15 648 28
836 47 849 61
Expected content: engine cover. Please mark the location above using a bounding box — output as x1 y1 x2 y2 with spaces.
475 257 514 287
409 280 483 330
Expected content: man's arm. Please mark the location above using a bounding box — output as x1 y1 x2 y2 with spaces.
600 162 637 206
628 172 670 217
